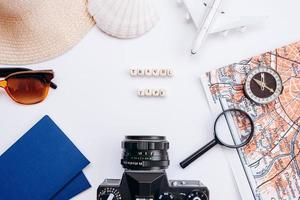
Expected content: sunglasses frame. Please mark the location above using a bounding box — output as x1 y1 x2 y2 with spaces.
0 68 57 104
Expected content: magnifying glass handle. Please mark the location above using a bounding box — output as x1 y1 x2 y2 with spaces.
180 139 218 169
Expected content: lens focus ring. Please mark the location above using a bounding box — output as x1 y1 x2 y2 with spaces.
122 140 169 151
121 136 170 170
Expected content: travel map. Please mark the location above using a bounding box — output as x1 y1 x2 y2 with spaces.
201 41 300 199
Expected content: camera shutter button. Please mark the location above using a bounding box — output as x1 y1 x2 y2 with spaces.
171 181 178 186
171 181 186 187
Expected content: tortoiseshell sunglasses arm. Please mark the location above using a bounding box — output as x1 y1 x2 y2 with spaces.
0 68 31 77
50 82 57 89
0 68 57 89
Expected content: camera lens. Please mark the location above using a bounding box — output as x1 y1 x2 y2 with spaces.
121 136 170 170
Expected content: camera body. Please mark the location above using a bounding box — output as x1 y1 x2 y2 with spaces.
98 170 208 200
97 136 209 200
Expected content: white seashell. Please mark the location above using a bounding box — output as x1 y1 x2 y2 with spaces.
88 0 160 39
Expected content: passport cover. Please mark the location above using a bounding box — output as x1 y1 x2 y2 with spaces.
0 115 90 200
52 171 91 200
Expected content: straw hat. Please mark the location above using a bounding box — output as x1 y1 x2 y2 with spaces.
0 0 94 65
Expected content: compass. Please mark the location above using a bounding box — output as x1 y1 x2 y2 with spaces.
244 66 283 105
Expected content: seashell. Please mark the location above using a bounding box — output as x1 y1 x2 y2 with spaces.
88 0 159 39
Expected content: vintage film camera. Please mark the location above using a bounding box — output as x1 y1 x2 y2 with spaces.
97 136 209 200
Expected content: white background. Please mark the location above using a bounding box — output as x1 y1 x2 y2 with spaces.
1 0 300 199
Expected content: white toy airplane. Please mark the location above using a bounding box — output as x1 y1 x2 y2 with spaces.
177 0 267 54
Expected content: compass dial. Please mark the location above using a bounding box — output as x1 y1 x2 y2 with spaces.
97 188 122 200
244 67 283 105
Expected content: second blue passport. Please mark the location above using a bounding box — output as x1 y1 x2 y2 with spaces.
0 115 91 200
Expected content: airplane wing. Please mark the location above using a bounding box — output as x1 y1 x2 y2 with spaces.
179 0 267 35
180 0 208 29
209 16 267 35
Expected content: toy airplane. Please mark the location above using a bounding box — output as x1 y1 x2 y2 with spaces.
177 0 267 54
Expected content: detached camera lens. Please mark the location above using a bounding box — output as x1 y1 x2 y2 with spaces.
121 136 170 170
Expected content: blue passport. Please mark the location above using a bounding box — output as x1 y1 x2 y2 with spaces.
52 171 91 200
0 115 91 200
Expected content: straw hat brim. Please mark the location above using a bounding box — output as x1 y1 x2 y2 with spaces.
0 0 94 65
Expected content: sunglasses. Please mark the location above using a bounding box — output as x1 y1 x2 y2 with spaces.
0 68 57 105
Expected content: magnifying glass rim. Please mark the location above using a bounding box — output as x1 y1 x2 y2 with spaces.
213 108 254 149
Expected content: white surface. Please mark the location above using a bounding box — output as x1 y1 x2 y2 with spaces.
1 0 300 199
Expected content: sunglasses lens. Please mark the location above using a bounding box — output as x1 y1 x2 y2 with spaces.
6 76 50 104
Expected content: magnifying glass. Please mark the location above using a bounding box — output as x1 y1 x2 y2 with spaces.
180 108 254 169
